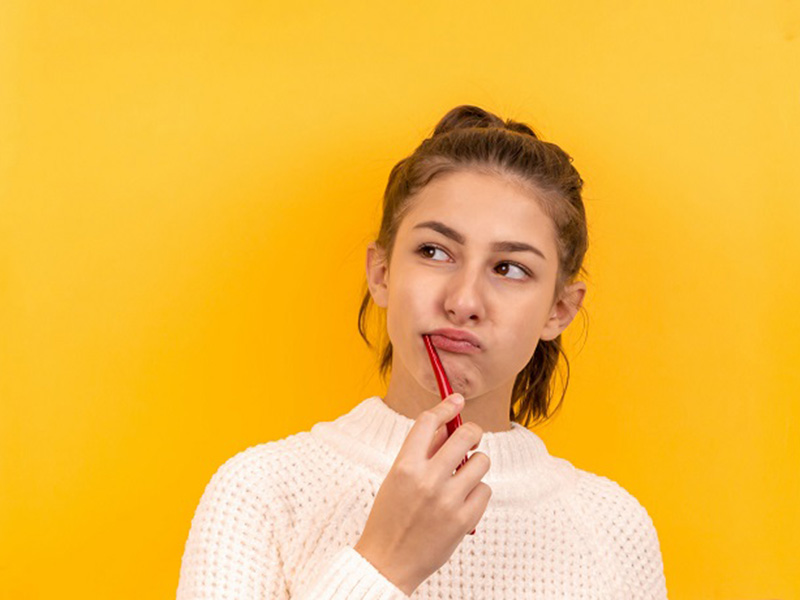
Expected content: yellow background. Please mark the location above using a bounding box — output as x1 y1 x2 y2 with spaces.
2 1 798 598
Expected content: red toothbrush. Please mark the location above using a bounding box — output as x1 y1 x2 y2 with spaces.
422 334 476 536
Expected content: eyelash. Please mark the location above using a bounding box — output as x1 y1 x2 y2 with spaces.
416 243 533 279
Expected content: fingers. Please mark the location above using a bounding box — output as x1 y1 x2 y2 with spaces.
449 451 491 501
461 481 492 531
430 421 484 480
402 394 464 462
428 424 480 460
426 424 449 460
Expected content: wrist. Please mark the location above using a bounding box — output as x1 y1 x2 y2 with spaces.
353 540 419 596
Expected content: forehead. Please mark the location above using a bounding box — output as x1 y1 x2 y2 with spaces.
399 170 556 252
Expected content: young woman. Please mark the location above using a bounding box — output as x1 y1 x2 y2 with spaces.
177 105 668 599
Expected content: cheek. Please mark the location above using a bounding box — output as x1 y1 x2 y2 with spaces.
386 284 442 366
385 276 428 340
506 303 547 351
389 269 431 315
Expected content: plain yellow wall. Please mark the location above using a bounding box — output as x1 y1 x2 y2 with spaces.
2 1 798 598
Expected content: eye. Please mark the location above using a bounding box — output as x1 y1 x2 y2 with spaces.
416 244 532 281
495 262 530 280
417 244 450 262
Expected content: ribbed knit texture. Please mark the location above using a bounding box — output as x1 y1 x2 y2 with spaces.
177 396 668 599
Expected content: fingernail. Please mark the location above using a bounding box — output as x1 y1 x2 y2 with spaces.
449 394 464 405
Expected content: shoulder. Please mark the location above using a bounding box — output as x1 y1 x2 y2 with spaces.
573 467 653 520
179 434 318 598
571 467 660 544
197 430 315 514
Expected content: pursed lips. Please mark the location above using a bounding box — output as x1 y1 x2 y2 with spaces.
425 330 483 354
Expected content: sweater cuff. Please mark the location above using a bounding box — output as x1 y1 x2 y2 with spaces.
302 545 410 599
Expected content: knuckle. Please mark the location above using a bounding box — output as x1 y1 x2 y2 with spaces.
418 476 438 499
456 509 473 531
392 459 416 480
439 492 459 514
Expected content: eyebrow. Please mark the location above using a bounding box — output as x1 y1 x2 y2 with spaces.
412 220 547 260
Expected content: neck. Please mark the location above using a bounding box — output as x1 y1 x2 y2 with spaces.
309 396 574 506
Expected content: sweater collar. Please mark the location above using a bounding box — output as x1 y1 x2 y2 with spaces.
310 396 573 497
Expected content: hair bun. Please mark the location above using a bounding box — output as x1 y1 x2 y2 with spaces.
432 105 539 140
503 120 539 139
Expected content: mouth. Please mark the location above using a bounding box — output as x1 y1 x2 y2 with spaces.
425 330 482 355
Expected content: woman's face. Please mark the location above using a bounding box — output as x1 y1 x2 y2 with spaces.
367 169 584 403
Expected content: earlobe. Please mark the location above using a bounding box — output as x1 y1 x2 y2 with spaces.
539 282 587 342
539 306 563 342
365 243 389 308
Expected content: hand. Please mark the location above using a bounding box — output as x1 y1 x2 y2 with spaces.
354 394 492 596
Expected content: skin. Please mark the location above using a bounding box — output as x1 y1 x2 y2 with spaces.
365 169 587 433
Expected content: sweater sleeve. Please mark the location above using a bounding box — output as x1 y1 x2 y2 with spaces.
176 448 409 600
294 545 410 599
574 474 668 599
176 450 291 600
616 502 668 600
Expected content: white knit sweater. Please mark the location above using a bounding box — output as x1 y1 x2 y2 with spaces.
177 396 668 599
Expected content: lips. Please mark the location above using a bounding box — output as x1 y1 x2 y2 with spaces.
426 328 482 354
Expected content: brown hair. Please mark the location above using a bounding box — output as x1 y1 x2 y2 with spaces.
357 105 590 428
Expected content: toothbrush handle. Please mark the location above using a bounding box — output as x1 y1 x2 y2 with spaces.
422 335 476 535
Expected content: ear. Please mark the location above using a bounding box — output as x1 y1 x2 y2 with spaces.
539 281 587 341
365 242 390 308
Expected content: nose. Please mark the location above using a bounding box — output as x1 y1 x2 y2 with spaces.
443 264 486 324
